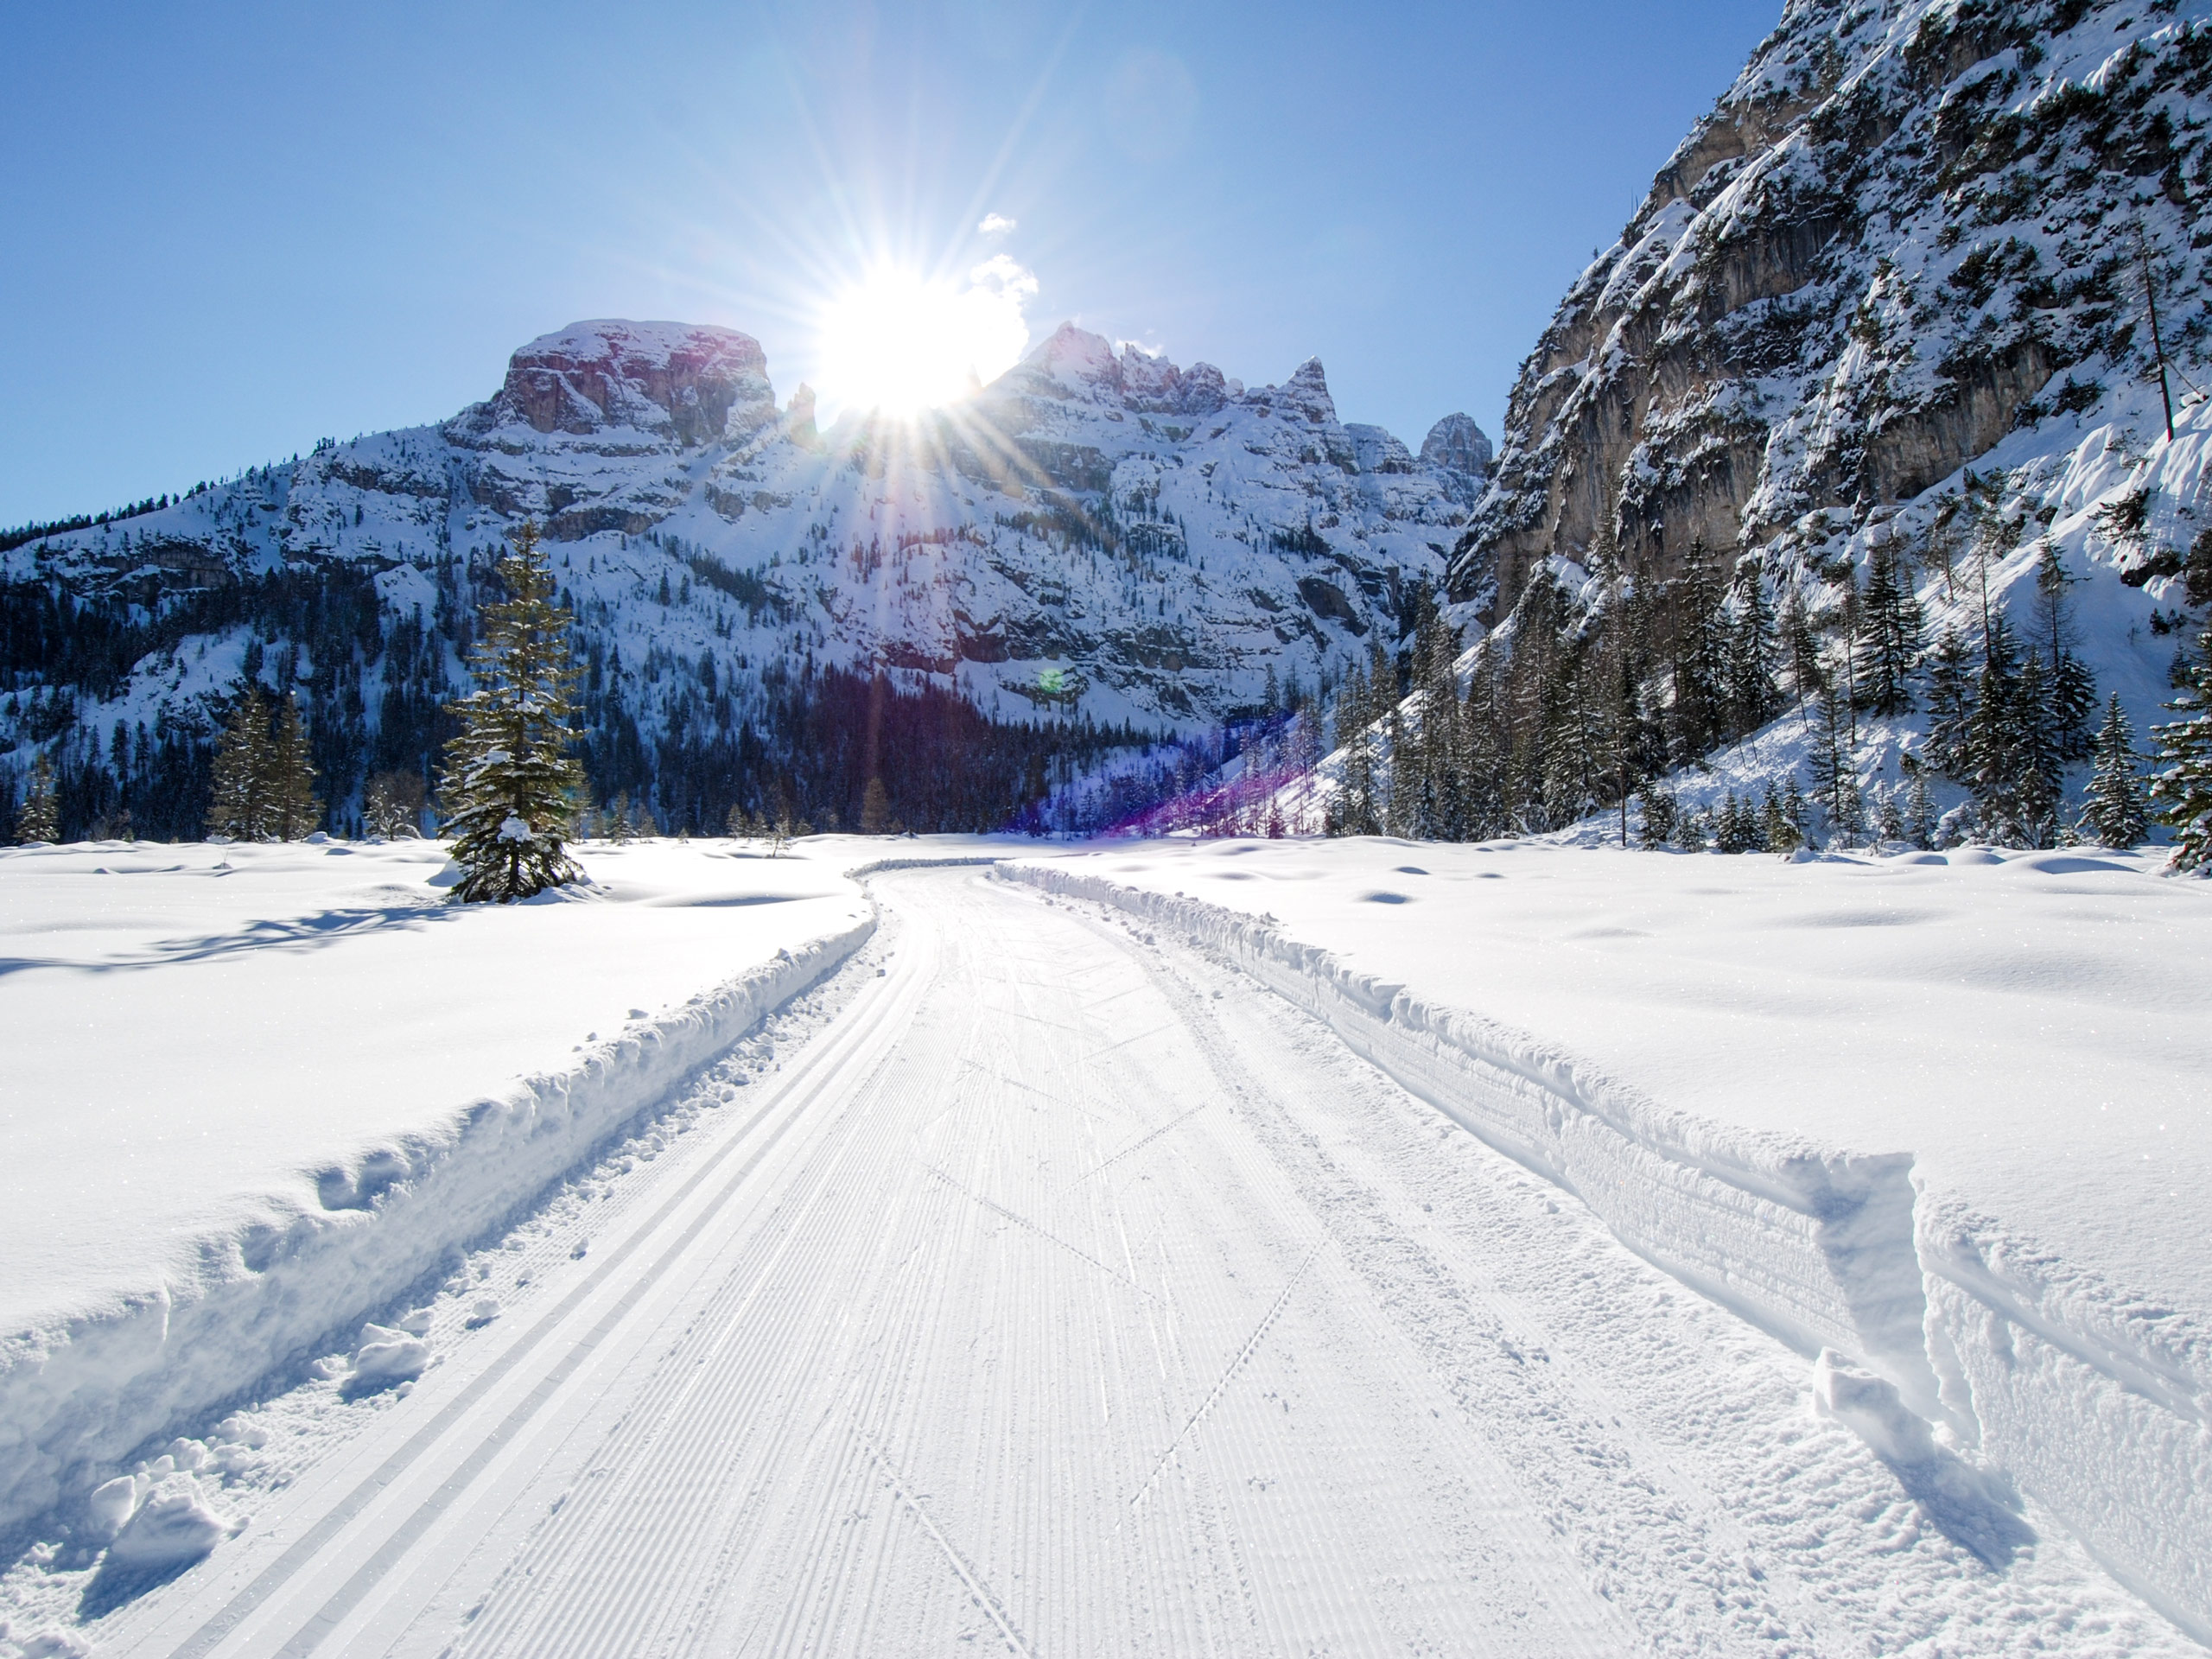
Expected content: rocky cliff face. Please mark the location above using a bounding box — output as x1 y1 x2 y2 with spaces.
2 318 1492 829
1453 0 2212 617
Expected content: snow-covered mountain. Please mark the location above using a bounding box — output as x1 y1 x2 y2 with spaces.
1440 0 2212 836
1 319 1488 835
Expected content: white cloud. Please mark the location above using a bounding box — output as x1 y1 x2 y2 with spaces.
977 213 1017 238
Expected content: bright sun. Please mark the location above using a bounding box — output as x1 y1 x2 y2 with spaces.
816 257 1035 418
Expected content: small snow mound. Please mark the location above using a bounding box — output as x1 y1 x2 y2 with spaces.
467 1295 502 1326
106 1475 238 1568
348 1323 430 1385
396 1306 435 1337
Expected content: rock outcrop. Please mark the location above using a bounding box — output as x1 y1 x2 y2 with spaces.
1452 0 2212 619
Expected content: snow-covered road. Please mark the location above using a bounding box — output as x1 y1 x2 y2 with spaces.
87 869 2187 1657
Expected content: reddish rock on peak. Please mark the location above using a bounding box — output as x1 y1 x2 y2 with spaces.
485 321 778 446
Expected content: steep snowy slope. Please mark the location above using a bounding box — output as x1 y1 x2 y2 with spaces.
1441 0 2212 838
0 320 1487 837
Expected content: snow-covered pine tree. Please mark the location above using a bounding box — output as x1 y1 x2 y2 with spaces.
2034 544 2098 762
1924 627 1976 779
1726 558 1783 737
1966 612 2024 840
1667 538 1730 760
1806 688 1856 840
440 522 585 902
1332 657 1377 836
1904 764 1937 849
14 752 59 843
1760 779 1802 853
267 694 320 839
1853 539 1922 717
1637 785 1678 849
2150 626 2212 872
1781 584 1824 713
206 689 274 840
2080 693 2147 849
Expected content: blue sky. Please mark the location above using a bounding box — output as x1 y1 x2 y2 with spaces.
0 1 1779 526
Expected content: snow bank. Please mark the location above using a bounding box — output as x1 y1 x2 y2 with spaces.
0 836 922 1540
1001 842 2212 1640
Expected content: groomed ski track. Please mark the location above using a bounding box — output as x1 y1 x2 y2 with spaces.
93 868 2189 1657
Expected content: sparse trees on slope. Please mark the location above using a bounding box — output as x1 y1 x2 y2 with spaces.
440 522 585 902
2080 694 2147 849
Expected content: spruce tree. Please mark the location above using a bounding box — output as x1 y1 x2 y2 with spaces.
1781 583 1824 711
1807 689 1859 842
2081 694 2148 849
1726 561 1783 739
440 522 586 902
2150 626 2212 871
1904 766 1937 849
1924 628 1976 780
1667 539 1730 761
15 752 59 843
1965 613 2023 841
207 689 275 840
2034 545 2098 761
267 694 320 839
1853 540 1923 717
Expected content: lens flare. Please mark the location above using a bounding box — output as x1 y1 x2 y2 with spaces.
815 257 1036 417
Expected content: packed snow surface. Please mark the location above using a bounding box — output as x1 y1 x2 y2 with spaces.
1011 837 2211 1305
0 838 870 1336
29 868 2193 1658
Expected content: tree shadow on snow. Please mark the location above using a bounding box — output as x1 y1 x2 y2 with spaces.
0 903 459 980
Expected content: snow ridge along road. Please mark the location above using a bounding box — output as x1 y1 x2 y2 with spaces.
90 869 2190 1656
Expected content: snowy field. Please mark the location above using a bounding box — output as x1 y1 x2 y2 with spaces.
3 836 2209 1654
1006 837 2212 1640
0 836 938 1543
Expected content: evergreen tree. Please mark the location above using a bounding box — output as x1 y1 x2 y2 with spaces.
1807 689 1860 842
206 689 275 840
1726 560 1783 737
1965 613 2024 841
440 522 586 902
2034 544 2098 761
364 770 426 837
861 776 891 834
1332 658 1380 836
2150 626 2212 872
1853 540 1923 717
1637 786 1679 849
1781 583 1825 710
267 694 320 839
2080 693 2148 849
1667 539 1730 761
1760 779 1803 853
1904 766 1937 849
1924 628 1976 780
14 752 59 843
